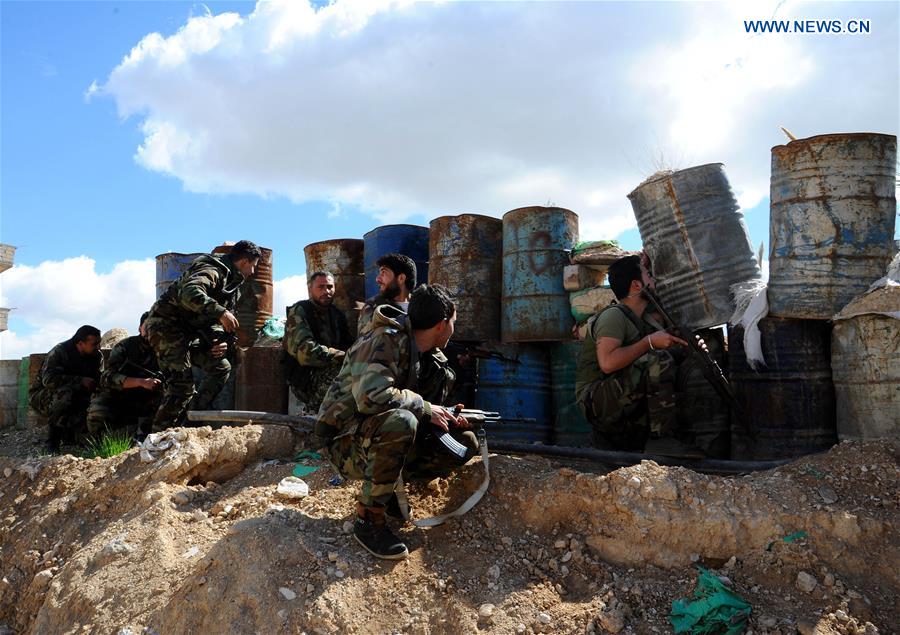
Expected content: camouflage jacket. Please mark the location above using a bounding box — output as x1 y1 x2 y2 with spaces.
148 254 245 330
356 294 403 335
284 300 352 368
316 305 430 442
101 335 160 391
29 340 102 395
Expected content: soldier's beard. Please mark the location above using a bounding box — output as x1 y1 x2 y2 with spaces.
313 295 334 307
382 280 402 301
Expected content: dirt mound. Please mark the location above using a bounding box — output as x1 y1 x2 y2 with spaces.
0 428 896 634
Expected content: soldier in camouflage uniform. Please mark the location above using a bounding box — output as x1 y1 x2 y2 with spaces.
357 253 415 335
29 325 102 452
317 284 476 559
283 271 353 412
86 312 162 439
575 254 700 457
144 240 261 431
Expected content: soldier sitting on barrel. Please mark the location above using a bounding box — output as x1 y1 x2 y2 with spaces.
575 254 703 458
283 271 353 413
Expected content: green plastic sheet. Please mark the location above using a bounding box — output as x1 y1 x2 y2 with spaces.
670 568 751 635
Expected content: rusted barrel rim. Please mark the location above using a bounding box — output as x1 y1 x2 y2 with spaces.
303 238 364 250
363 224 428 239
502 206 576 219
156 251 206 257
431 213 501 223
627 163 725 199
772 132 896 153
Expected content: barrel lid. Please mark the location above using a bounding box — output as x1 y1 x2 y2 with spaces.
304 238 364 249
627 163 726 199
502 206 577 219
772 132 897 153
363 224 429 239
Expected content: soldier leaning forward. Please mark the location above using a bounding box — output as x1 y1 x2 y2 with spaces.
86 312 163 438
316 284 475 560
283 271 353 413
29 325 102 451
144 240 261 431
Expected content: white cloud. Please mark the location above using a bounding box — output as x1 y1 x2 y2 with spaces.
96 0 897 240
0 256 309 359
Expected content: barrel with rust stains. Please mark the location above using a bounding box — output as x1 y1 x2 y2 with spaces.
675 327 730 459
155 252 205 299
304 239 366 338
728 318 837 460
363 225 429 299
212 244 274 348
628 164 760 330
768 133 897 319
234 346 288 414
429 214 502 341
474 343 552 444
502 207 578 342
550 341 592 447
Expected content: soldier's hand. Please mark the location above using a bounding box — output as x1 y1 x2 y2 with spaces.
210 342 228 358
82 377 97 391
219 310 239 333
430 406 456 433
141 378 162 391
648 330 688 350
694 335 709 354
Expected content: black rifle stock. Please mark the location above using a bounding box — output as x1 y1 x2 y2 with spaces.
641 289 754 438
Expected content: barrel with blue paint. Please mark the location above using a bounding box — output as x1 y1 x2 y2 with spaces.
628 164 760 330
155 252 205 299
474 343 552 444
729 318 837 460
363 225 429 299
768 133 897 319
429 214 503 341
550 341 592 447
502 207 578 342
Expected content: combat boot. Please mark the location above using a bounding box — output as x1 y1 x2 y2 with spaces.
384 492 406 520
353 502 409 560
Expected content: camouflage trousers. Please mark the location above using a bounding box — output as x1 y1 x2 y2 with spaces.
579 350 677 452
86 389 161 437
145 321 231 431
29 385 92 445
288 357 343 413
325 408 479 507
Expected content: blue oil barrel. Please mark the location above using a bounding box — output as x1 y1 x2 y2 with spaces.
628 164 760 330
363 225 429 299
429 214 503 341
729 318 837 460
474 343 552 444
768 133 897 319
502 207 578 342
155 252 205 299
550 341 592 447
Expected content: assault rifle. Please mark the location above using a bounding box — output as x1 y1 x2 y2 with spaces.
431 407 535 463
446 343 521 365
120 359 166 388
640 288 753 438
197 328 239 355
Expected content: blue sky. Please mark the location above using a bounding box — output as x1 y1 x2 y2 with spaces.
1 1 897 358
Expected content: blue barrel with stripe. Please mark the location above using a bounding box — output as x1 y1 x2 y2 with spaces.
155 252 205 299
474 343 552 444
502 207 578 342
550 341 592 447
363 225 430 298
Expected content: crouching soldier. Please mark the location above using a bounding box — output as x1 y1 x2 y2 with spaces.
316 284 477 559
86 312 162 440
283 271 353 412
29 325 102 452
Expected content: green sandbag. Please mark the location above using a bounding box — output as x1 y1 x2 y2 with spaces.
670 568 751 635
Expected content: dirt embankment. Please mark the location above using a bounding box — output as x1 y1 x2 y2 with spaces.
0 427 896 634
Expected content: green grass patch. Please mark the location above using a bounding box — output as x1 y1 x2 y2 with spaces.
84 429 133 459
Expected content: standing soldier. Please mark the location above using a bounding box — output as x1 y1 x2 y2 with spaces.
29 325 102 452
317 284 477 560
86 312 162 441
144 240 261 431
283 271 353 412
357 253 416 334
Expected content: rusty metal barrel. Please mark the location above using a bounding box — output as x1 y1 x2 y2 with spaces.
155 252 205 299
675 327 730 459
429 214 503 341
234 347 288 414
628 164 760 330
304 239 366 338
502 207 578 342
728 318 837 460
363 225 430 299
212 243 274 348
768 133 897 319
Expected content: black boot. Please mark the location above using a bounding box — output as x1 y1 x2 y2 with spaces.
353 503 409 560
384 492 406 520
